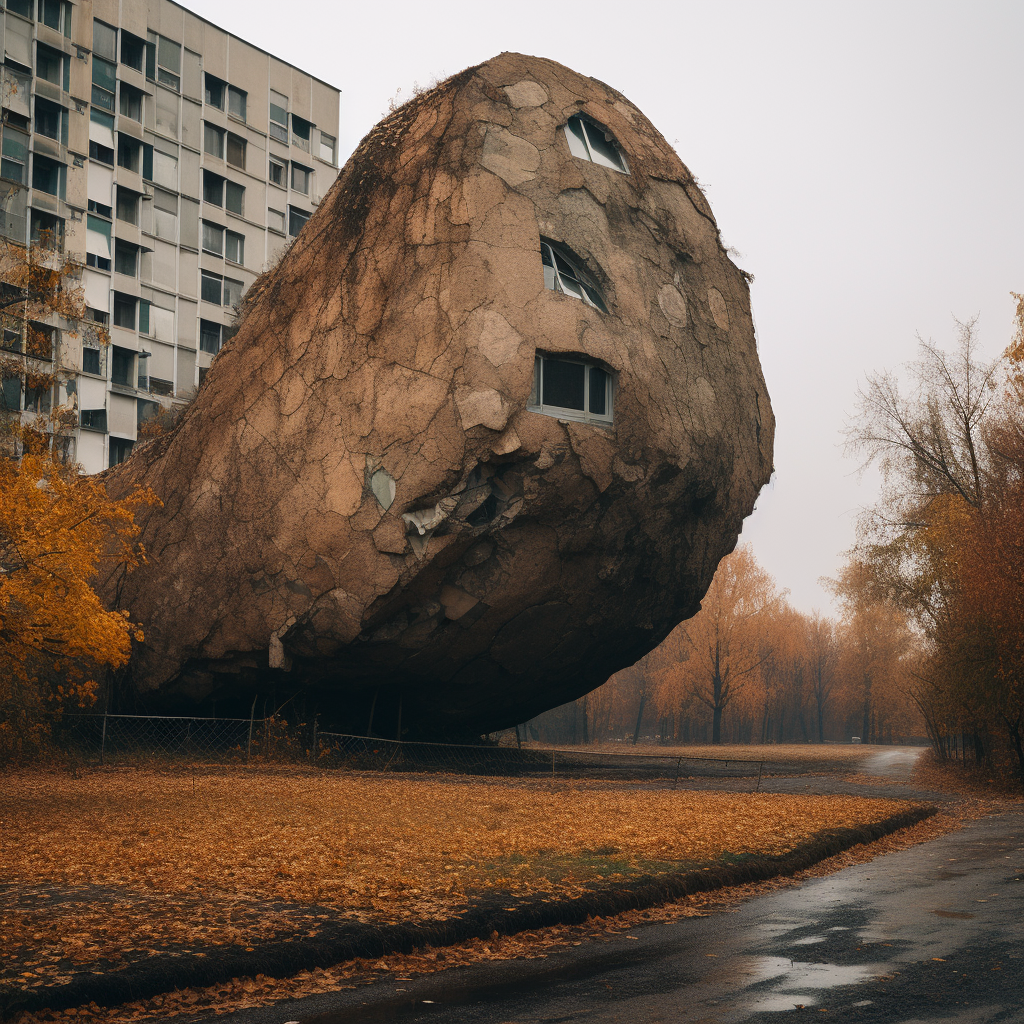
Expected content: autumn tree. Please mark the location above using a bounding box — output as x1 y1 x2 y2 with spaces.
806 612 839 743
667 546 783 744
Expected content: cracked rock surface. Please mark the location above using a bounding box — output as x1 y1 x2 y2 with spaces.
100 52 774 738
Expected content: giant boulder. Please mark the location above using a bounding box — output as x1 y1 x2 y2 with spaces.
101 53 774 737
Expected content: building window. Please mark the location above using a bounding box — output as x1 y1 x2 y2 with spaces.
1 374 21 412
27 322 54 361
203 170 224 206
268 157 285 187
148 32 181 91
117 135 141 172
85 213 111 270
91 55 116 111
319 132 336 165
112 293 136 330
204 122 224 159
201 220 223 256
529 354 614 425
80 407 107 431
225 180 244 216
38 0 71 35
115 187 138 225
150 144 176 188
269 90 288 143
1 126 28 184
287 206 309 237
119 83 143 122
120 31 145 72
110 345 135 386
226 133 245 170
30 210 63 246
563 114 629 174
114 238 140 275
268 208 285 233
31 154 64 198
228 86 246 122
92 20 117 60
153 187 177 239
82 347 101 376
199 318 221 354
109 437 134 466
39 45 68 90
225 229 244 264
89 140 114 166
223 277 243 308
34 97 67 145
291 163 310 195
540 240 607 312
291 115 311 152
204 73 225 109
200 270 221 304
5 0 32 19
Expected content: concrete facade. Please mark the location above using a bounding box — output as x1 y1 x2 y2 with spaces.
0 0 340 472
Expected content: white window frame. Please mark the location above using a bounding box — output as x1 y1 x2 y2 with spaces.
528 353 614 426
563 114 629 174
540 239 607 312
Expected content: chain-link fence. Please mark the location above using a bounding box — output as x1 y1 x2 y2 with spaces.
62 713 302 766
60 714 765 786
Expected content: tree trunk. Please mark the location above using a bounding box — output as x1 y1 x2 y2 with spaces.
632 693 646 746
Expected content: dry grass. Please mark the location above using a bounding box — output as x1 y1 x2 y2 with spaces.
1 767 919 1007
583 742 886 764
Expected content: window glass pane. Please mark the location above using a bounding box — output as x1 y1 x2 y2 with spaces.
226 134 245 169
588 367 608 416
121 33 145 72
228 86 246 121
564 116 590 160
203 122 224 158
268 208 285 232
225 181 244 215
92 56 116 92
288 207 308 236
269 90 288 125
114 241 137 276
291 163 310 194
223 278 242 307
38 47 63 85
583 121 626 172
6 0 33 18
152 147 177 188
153 187 177 214
319 132 335 163
138 299 150 335
199 319 221 353
82 348 101 375
156 87 179 138
113 296 135 329
204 74 224 109
119 85 141 121
157 35 180 74
93 21 117 61
269 159 285 186
542 358 585 411
2 128 29 185
40 0 61 30
201 270 221 304
203 169 223 205
202 221 223 255
225 230 244 264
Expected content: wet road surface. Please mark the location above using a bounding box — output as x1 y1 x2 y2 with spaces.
218 757 1024 1024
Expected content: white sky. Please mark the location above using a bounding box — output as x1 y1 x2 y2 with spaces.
190 0 1024 616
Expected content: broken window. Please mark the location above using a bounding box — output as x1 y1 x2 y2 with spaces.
563 114 628 173
528 353 613 426
540 240 607 312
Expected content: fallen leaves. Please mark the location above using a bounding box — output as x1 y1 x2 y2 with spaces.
1 766 925 1016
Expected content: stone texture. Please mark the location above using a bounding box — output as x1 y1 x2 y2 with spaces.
100 53 774 738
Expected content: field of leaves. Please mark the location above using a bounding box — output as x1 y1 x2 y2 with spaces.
1 768 918 1001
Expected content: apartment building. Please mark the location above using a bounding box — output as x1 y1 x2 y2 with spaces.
0 0 341 472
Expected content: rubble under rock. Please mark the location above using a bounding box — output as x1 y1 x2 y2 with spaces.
99 52 775 739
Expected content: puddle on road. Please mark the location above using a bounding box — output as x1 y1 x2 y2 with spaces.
740 957 883 1013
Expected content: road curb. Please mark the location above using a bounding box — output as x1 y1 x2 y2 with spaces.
1 805 936 1019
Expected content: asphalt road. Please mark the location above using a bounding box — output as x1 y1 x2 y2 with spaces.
219 755 1024 1024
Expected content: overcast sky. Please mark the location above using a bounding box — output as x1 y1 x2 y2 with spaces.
191 0 1024 616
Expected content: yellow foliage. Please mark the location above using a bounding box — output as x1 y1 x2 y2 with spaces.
0 453 158 755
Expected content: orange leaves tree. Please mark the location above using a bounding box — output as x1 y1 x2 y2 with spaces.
667 546 783 744
845 305 1024 782
0 446 157 759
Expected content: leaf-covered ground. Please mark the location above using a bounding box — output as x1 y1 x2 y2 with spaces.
1 768 918 1007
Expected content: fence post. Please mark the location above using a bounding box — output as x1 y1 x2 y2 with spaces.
673 756 681 790
100 708 108 766
246 696 256 764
